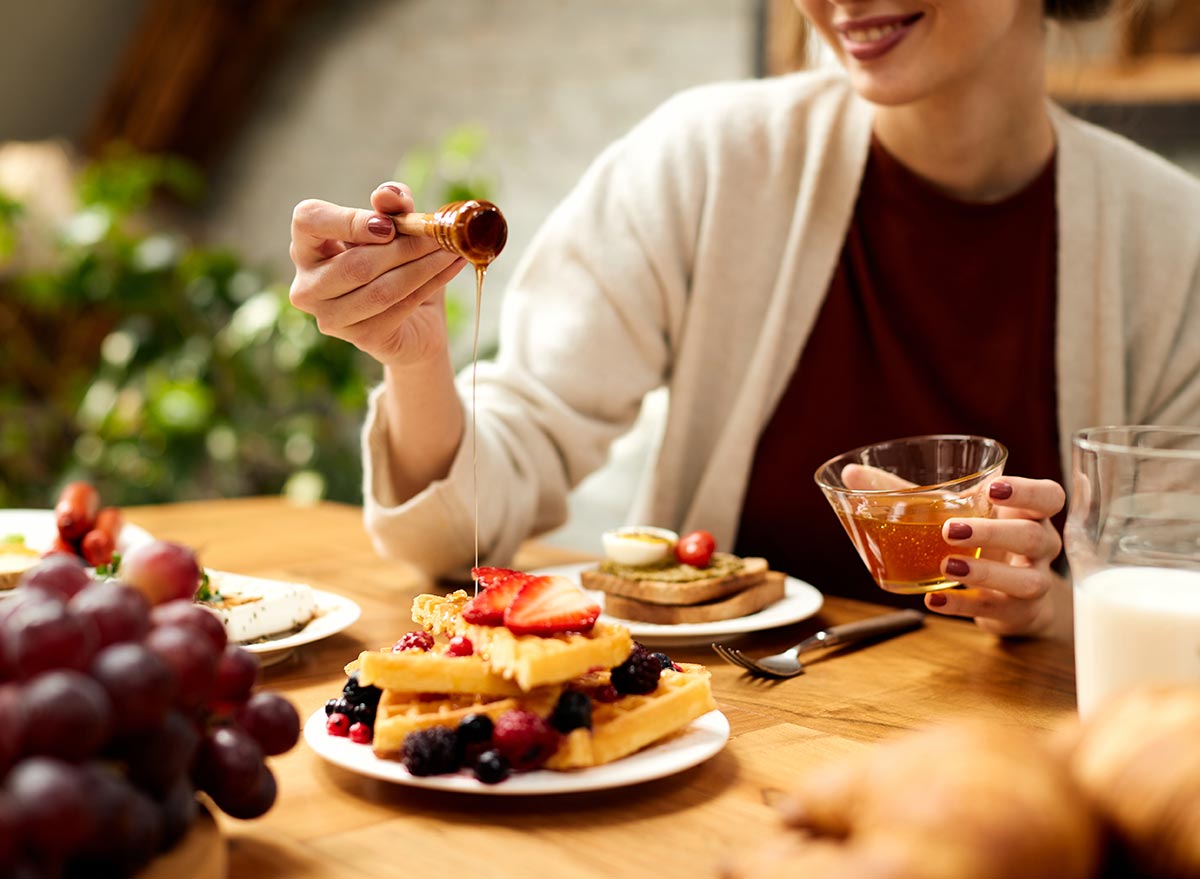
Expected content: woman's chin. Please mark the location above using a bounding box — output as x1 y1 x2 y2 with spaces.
844 69 928 108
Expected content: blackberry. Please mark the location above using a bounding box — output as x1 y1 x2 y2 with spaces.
611 650 662 695
351 701 377 727
400 727 461 777
472 749 511 785
649 652 679 672
549 690 592 733
343 672 382 707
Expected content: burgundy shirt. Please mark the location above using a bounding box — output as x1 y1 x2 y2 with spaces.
735 137 1062 607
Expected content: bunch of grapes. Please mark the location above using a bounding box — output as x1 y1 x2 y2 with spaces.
0 544 301 878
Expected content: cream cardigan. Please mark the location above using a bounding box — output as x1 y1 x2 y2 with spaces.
362 70 1200 579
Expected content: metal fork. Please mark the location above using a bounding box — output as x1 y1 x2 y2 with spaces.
711 609 925 678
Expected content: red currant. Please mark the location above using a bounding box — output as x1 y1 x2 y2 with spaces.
326 712 351 737
446 636 474 657
348 722 373 744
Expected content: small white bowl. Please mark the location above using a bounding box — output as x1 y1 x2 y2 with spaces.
602 526 679 567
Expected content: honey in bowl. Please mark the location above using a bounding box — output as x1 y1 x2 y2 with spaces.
815 434 1007 595
836 493 987 594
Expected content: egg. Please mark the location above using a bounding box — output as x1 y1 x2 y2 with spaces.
602 526 679 567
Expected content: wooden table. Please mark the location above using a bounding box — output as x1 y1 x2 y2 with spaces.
127 497 1078 879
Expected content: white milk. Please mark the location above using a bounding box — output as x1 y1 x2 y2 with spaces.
1074 566 1200 717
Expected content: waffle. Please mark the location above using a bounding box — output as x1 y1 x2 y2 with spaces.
370 664 715 769
356 648 526 697
411 590 634 690
372 686 565 757
546 664 716 769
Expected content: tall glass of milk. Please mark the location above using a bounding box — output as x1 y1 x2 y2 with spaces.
1065 426 1200 718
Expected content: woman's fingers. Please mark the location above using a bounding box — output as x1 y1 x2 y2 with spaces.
936 552 1049 601
300 247 463 332
840 464 916 491
987 476 1066 520
370 181 415 215
290 198 396 268
925 583 1056 636
943 516 1061 565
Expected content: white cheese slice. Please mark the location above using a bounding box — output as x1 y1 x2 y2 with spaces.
197 570 318 644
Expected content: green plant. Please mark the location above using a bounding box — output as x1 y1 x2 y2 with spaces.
0 131 496 509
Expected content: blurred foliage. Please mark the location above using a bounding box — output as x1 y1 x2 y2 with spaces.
0 132 495 509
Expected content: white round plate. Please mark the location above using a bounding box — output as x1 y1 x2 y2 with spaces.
0 507 154 556
240 589 361 656
304 707 729 795
534 562 824 646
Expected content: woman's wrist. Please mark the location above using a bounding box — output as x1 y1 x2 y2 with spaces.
381 353 465 502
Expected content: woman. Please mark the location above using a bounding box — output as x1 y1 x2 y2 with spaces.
288 0 1200 637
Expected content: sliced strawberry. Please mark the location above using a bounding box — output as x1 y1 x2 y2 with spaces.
503 575 601 636
471 566 526 590
462 569 536 625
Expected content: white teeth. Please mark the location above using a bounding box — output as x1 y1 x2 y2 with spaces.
846 22 901 43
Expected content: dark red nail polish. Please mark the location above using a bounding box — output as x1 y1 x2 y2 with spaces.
946 558 970 577
379 183 404 196
367 216 393 237
989 481 1013 500
947 522 973 540
927 593 948 607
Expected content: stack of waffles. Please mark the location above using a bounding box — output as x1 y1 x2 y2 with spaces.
353 586 717 771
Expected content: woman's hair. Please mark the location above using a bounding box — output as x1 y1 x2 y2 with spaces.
1044 0 1115 21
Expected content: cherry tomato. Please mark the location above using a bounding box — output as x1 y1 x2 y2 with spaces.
676 530 716 567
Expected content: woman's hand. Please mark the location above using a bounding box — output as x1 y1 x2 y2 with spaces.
288 182 468 367
929 477 1067 637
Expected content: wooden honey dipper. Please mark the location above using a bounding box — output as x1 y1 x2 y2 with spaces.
391 199 507 267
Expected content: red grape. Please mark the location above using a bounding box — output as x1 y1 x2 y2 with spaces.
144 624 219 710
3 598 98 679
213 645 259 705
236 691 301 757
119 710 200 798
6 756 96 857
211 763 277 820
150 600 228 652
193 726 264 803
158 776 199 849
0 791 17 865
0 685 25 772
17 553 92 601
90 643 175 733
119 541 202 606
22 670 113 762
69 580 151 648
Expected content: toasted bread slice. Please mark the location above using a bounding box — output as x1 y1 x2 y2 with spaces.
602 572 787 624
0 544 41 591
580 557 769 606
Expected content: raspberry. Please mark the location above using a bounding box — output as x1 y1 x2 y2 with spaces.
549 691 592 733
491 710 560 771
611 650 662 695
349 722 373 745
401 727 460 776
392 631 434 653
326 712 351 737
592 684 621 703
472 748 511 785
446 636 474 657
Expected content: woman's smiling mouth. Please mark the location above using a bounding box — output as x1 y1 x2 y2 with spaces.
835 12 925 61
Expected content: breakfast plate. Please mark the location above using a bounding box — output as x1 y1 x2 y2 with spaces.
534 562 824 646
304 707 730 795
240 588 361 660
0 507 154 556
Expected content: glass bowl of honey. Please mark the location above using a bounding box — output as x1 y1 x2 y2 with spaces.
814 435 1008 595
